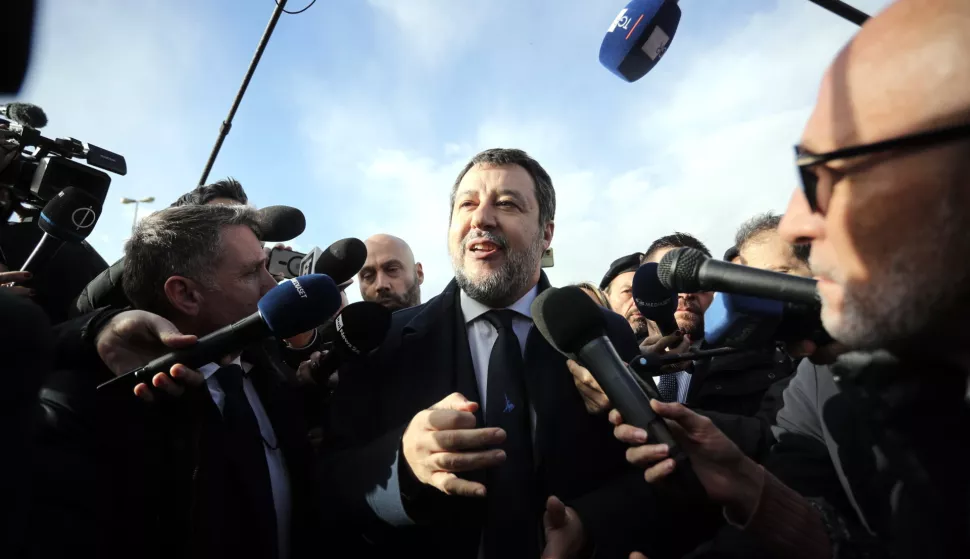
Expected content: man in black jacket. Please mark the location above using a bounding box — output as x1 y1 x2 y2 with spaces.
89 204 320 559
324 148 646 559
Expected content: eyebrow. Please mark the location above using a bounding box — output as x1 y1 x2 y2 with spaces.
244 255 268 274
455 188 530 206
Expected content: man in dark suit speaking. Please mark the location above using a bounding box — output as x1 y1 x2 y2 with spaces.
324 148 641 559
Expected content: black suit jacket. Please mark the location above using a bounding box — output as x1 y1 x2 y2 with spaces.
323 275 656 558
96 340 320 559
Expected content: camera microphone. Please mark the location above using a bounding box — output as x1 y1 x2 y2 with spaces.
20 187 102 277
0 103 47 129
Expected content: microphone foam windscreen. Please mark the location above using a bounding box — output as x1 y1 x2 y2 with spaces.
314 238 367 285
657 247 706 292
632 262 677 322
39 187 102 242
599 0 681 82
258 205 306 243
7 103 47 128
704 292 784 348
258 273 341 338
325 301 392 357
532 286 609 355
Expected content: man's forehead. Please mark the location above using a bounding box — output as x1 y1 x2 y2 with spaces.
220 224 264 261
609 271 635 291
802 1 970 153
457 164 535 197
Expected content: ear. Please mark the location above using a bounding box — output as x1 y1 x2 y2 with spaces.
542 220 555 251
415 262 424 285
163 275 204 317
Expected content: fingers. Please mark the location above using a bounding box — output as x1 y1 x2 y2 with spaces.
430 392 479 413
544 495 567 530
150 315 198 348
428 449 506 472
567 360 610 413
614 423 648 445
428 471 486 497
429 426 506 452
643 458 678 483
134 383 154 403
608 408 624 426
650 400 706 432
630 552 650 559
170 364 204 387
151 372 184 397
1 284 33 297
0 270 31 284
625 443 670 467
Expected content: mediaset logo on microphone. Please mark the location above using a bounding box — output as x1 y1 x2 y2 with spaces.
289 278 308 298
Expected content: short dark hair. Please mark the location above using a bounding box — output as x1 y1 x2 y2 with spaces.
642 232 712 263
170 177 248 208
734 212 809 263
450 148 556 225
123 204 262 316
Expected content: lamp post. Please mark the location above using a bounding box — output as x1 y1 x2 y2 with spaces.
120 196 155 232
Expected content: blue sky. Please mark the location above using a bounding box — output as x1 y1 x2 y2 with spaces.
6 0 891 302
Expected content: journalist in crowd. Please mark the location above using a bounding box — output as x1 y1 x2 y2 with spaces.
612 0 970 556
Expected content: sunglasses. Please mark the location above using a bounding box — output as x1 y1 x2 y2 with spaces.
795 122 970 213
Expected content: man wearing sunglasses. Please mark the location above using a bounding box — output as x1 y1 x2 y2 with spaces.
610 0 970 557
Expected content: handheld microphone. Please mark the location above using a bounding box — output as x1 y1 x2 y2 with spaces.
300 238 367 286
0 102 47 128
599 0 681 82
311 301 391 384
97 274 343 391
704 292 832 349
258 205 306 243
632 262 679 335
658 247 820 306
532 286 686 464
20 187 102 276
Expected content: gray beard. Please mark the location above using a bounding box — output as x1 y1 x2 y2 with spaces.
453 233 545 308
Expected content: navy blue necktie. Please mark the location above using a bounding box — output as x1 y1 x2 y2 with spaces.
658 372 679 403
482 310 537 559
215 364 278 556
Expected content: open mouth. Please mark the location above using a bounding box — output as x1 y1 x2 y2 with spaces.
466 239 502 259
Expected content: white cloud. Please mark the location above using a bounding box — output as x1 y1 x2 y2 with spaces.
365 0 495 68
298 0 893 303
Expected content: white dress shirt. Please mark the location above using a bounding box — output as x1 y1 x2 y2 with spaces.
459 285 540 440
200 358 292 559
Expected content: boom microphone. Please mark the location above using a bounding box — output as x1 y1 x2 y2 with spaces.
704 292 832 349
312 301 391 384
658 247 820 306
599 0 681 82
258 205 306 243
532 286 686 464
98 274 342 391
21 187 102 276
632 262 678 335
0 103 47 129
300 237 367 286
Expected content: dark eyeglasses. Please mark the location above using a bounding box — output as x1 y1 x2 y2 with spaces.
795 122 970 213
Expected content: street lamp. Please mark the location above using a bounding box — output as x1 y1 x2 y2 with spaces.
120 196 155 232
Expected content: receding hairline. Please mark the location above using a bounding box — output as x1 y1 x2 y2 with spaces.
364 234 417 265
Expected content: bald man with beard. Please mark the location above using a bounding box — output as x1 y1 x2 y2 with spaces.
358 234 424 311
611 1 970 557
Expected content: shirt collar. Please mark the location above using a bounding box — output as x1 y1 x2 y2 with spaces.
199 356 248 381
460 284 539 325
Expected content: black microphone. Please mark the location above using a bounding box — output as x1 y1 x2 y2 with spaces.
632 262 679 335
20 187 102 276
258 205 306 243
658 247 820 306
300 238 368 286
98 274 342 391
0 102 47 128
311 301 391 384
532 285 687 464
